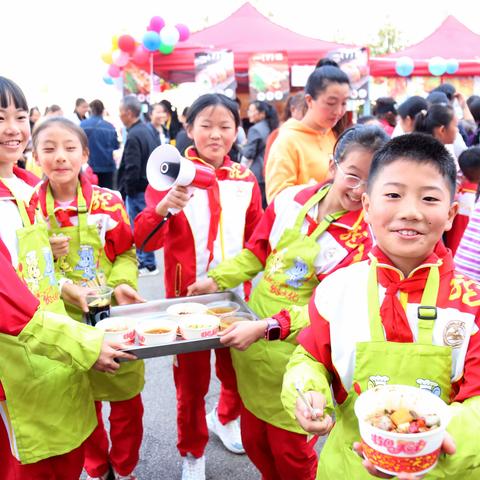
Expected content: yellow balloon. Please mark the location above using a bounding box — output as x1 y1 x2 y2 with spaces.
112 35 119 51
101 51 113 64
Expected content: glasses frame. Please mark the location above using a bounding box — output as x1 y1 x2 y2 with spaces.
333 158 368 190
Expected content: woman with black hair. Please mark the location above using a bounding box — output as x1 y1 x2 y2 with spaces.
242 100 279 208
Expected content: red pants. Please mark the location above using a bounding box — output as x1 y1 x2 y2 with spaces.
173 348 241 457
240 406 318 480
1 423 84 480
83 394 144 477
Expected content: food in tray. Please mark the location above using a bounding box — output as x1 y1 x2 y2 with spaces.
366 408 441 433
166 302 208 316
219 311 256 330
206 300 240 317
136 318 178 346
96 317 135 344
179 314 220 340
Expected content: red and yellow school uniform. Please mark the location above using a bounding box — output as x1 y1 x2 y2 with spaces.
207 183 372 479
134 147 263 458
283 243 480 479
37 174 144 478
445 179 478 255
0 167 103 479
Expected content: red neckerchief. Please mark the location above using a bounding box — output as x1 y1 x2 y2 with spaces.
38 174 93 225
370 242 453 342
184 147 224 266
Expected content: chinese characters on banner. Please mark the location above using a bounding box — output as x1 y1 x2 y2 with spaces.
194 50 237 98
249 52 290 102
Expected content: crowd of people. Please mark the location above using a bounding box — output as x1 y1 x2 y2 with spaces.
1 60 480 480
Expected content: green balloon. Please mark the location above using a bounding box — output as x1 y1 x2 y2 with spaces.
159 43 174 55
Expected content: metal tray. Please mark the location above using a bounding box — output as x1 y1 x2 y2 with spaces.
111 291 257 360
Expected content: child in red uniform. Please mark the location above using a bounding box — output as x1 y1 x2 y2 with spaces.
445 146 480 254
33 117 145 480
134 94 263 480
0 76 133 480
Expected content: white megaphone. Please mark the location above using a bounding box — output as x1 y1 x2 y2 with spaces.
146 144 216 214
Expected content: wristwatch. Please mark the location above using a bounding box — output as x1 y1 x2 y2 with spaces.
264 318 281 341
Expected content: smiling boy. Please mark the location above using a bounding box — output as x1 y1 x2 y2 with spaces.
281 133 480 479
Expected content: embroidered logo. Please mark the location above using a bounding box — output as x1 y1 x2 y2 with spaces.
74 245 96 282
367 375 390 389
42 247 57 286
443 320 466 348
285 257 309 288
416 378 441 397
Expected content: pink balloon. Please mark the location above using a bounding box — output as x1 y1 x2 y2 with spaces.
118 34 136 54
132 45 150 65
175 24 190 42
112 50 130 67
108 64 121 78
149 16 165 33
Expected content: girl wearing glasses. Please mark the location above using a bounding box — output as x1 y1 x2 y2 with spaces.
188 125 389 480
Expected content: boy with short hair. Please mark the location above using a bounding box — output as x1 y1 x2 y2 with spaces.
281 133 480 479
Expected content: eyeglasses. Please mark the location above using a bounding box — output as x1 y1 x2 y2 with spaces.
334 158 367 189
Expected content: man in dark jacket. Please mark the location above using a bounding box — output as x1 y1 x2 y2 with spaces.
80 99 119 189
118 95 160 276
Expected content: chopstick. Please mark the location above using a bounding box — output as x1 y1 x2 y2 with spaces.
295 381 323 421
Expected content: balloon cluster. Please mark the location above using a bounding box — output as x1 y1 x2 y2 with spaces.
428 57 459 76
102 16 190 86
395 57 414 77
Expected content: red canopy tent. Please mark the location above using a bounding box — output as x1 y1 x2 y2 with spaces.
153 2 357 81
370 16 480 77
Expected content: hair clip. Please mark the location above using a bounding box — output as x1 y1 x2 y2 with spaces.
421 109 427 116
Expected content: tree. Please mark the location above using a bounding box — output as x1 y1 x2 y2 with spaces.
369 24 405 56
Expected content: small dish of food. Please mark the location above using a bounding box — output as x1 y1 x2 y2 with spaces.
206 300 240 317
178 314 220 340
95 316 135 344
218 311 256 330
136 318 178 346
166 302 208 316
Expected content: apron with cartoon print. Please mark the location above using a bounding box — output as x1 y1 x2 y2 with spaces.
0 183 96 463
233 184 347 432
46 184 144 402
317 260 454 479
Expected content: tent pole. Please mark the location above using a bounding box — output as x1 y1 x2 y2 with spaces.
150 54 154 100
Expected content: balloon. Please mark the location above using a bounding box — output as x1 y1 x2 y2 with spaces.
175 24 190 42
159 25 180 46
446 58 459 75
100 51 113 64
118 34 136 54
132 45 150 65
111 35 119 51
395 56 414 77
112 50 130 67
149 16 165 33
428 57 447 76
108 64 121 78
103 76 114 85
113 77 124 92
159 43 174 55
143 31 161 52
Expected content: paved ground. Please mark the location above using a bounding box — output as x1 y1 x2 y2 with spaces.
82 252 324 479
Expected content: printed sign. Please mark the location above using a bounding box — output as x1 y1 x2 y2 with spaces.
194 50 236 98
249 52 290 102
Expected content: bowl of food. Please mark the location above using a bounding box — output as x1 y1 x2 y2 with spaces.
178 314 220 340
218 311 256 331
206 300 240 318
354 384 451 476
136 318 178 346
166 302 208 317
95 316 136 344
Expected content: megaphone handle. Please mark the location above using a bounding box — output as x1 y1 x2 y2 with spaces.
167 186 194 215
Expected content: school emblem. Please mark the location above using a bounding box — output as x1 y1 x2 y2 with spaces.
443 320 466 348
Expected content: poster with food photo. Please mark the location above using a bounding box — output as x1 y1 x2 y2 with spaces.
194 50 236 98
248 52 289 102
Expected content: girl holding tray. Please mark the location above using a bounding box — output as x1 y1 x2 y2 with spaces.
188 125 389 480
134 93 263 480
33 117 144 480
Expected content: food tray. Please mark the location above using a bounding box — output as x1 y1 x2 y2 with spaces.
112 291 257 360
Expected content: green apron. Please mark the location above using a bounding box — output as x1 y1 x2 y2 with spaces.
317 260 453 479
46 184 144 401
233 185 346 432
0 184 97 463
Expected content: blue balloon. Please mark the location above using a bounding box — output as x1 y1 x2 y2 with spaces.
428 57 447 76
103 76 114 85
446 58 459 75
143 31 161 52
395 57 414 77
